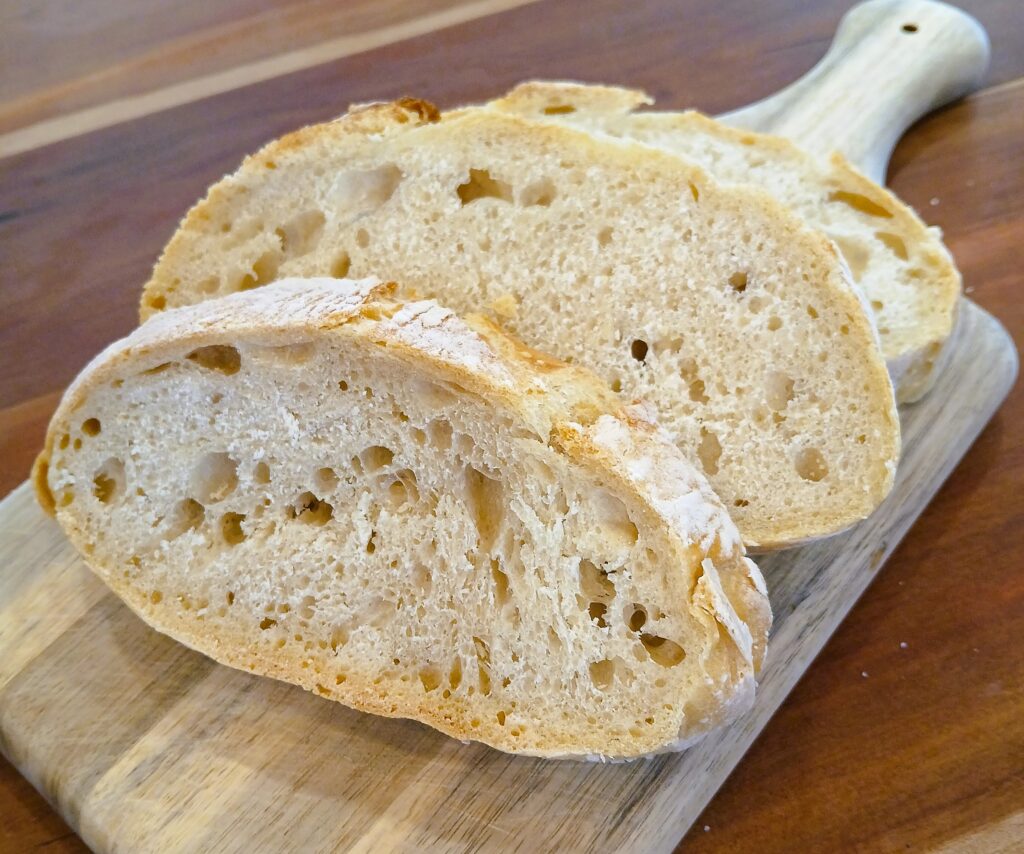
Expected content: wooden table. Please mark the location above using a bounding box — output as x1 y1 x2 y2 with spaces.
1 1 1021 851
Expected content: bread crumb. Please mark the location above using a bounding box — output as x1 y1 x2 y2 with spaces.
929 197 940 206
703 825 711 832
899 641 908 649
861 671 869 678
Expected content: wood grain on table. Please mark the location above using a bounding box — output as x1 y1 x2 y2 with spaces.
0 1 1021 851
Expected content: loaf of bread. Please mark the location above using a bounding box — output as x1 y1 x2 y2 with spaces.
140 98 899 549
35 277 770 760
488 81 961 403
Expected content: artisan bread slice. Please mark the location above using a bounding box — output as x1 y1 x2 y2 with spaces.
35 277 770 760
489 81 961 403
141 99 899 549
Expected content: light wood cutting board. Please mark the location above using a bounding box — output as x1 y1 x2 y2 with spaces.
0 2 1017 851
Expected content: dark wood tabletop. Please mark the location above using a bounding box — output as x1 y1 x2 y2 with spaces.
1 1 1022 851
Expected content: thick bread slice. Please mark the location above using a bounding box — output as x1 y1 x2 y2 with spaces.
35 277 769 760
489 81 962 403
140 99 900 549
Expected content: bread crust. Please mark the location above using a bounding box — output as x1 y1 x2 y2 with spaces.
40 277 770 760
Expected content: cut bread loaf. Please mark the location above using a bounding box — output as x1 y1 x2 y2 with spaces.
141 98 900 549
35 277 770 760
488 81 961 403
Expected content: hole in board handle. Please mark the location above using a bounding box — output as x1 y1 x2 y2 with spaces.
901 23 918 33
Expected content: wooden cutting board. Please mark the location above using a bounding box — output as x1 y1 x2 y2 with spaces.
0 2 1017 852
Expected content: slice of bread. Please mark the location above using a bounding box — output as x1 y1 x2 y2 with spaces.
35 277 770 760
489 81 962 403
140 98 899 549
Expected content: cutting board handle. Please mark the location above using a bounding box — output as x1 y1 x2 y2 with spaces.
720 0 990 182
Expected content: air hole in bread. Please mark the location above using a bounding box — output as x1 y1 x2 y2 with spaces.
828 190 893 218
767 315 783 331
491 559 510 606
356 228 370 249
197 277 219 295
365 532 377 554
289 491 334 525
385 474 414 510
464 466 504 554
689 378 709 403
187 345 241 374
641 635 685 667
473 636 492 696
410 563 431 594
146 295 166 311
333 164 402 217
264 341 315 364
689 182 700 202
276 210 326 257
765 371 795 411
597 226 613 247
166 498 205 538
331 252 351 278
697 427 722 476
610 377 623 393
729 272 748 293
594 491 639 549
82 418 101 437
590 658 615 690
360 445 394 472
579 559 615 601
457 169 513 205
419 667 442 692
449 656 463 690
871 299 884 311
330 627 349 652
236 250 281 291
807 305 819 319
830 234 869 281
734 498 750 507
315 466 338 491
252 461 271 485
92 458 125 504
496 710 507 726
588 601 608 628
542 104 576 115
630 339 649 362
795 447 829 482
520 177 556 207
299 595 316 621
875 231 908 260
221 512 247 545
628 605 648 632
191 453 239 503
259 617 276 630
140 363 176 380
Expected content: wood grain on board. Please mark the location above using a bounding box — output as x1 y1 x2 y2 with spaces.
0 0 1022 851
